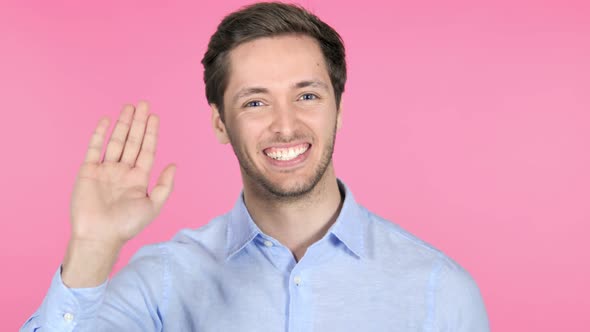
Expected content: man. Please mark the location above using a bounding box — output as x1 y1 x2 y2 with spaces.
21 2 489 331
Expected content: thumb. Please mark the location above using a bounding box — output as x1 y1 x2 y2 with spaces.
149 163 177 212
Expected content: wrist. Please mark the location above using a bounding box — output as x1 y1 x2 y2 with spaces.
61 238 123 288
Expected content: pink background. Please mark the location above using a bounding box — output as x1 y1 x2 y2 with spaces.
2 0 589 330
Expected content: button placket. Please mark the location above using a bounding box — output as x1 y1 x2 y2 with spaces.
288 269 312 332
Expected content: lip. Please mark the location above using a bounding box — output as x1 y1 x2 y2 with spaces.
262 141 311 152
263 143 312 169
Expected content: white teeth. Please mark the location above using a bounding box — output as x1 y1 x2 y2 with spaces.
265 145 308 161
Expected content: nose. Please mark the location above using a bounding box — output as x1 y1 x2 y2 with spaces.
269 101 297 137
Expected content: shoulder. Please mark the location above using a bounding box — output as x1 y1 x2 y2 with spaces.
159 214 230 265
360 206 489 330
121 214 229 277
169 215 229 248
432 258 489 330
361 205 456 266
360 205 479 286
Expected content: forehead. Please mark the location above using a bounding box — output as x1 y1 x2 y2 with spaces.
225 34 331 94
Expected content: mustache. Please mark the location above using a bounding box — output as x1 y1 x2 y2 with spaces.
263 132 311 145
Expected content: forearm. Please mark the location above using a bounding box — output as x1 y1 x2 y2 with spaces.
21 244 165 332
19 266 108 332
61 238 122 288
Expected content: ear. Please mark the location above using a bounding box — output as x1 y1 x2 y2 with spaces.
211 104 230 144
336 98 343 131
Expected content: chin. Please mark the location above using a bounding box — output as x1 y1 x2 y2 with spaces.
260 168 328 199
262 181 315 199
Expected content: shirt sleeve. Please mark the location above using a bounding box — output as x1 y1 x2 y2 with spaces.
434 262 490 332
20 244 167 332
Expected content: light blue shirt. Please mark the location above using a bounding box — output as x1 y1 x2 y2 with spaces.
21 179 489 331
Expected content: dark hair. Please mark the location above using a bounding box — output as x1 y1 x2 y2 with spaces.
201 1 347 122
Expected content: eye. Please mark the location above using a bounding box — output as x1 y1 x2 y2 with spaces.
244 100 264 108
299 93 318 101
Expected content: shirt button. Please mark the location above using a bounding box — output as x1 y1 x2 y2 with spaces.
63 312 74 322
293 275 302 286
263 240 273 247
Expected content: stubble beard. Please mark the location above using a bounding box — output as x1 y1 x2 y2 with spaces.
227 123 337 203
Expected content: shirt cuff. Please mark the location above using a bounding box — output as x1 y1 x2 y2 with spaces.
39 265 109 331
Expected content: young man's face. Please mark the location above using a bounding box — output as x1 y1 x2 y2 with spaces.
212 34 342 199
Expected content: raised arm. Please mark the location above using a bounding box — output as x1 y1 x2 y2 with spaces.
21 101 176 331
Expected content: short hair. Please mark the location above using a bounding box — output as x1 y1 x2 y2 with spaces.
201 1 347 122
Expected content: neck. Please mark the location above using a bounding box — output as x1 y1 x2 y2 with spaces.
242 166 343 262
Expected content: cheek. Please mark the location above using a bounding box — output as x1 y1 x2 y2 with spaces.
302 112 337 136
232 120 266 150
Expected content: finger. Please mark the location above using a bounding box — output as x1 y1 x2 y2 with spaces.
104 104 135 162
135 114 159 172
121 101 149 167
149 163 177 213
84 116 111 164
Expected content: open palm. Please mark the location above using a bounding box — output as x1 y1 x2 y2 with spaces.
70 101 176 247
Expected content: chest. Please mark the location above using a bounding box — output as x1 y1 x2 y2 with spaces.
163 261 431 332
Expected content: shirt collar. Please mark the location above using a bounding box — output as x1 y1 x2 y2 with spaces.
225 178 365 261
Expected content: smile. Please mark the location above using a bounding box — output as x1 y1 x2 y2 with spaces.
264 143 310 161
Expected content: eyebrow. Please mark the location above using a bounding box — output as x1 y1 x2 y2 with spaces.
294 80 330 91
232 80 330 104
233 87 269 104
